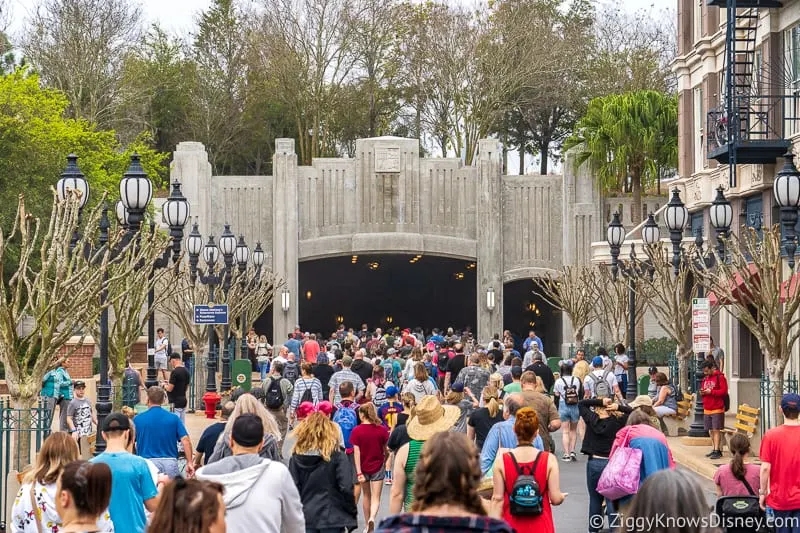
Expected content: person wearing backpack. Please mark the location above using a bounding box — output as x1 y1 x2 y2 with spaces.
261 361 294 438
332 381 363 505
290 363 324 427
282 352 300 384
584 356 622 401
700 360 729 460
490 407 566 533
553 361 582 462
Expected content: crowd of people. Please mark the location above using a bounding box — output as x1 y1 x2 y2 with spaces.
13 325 800 533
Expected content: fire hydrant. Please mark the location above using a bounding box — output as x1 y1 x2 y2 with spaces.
202 391 221 419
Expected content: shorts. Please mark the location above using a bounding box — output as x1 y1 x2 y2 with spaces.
150 457 180 479
348 452 358 484
559 403 580 423
155 355 168 370
704 412 725 430
362 468 386 482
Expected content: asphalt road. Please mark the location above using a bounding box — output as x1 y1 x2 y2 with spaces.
282 427 719 532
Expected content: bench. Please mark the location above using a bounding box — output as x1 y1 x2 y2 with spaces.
721 404 760 452
662 394 694 436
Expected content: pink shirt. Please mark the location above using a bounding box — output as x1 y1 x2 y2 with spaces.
713 463 761 497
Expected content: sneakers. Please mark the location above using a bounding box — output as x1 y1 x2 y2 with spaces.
384 471 392 485
570 452 578 462
708 450 723 460
562 453 571 462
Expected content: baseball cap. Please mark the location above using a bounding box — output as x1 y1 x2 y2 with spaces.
451 382 465 393
73 380 86 389
782 393 800 411
102 412 131 432
648 365 658 375
387 348 397 356
341 355 353 366
231 413 264 448
386 385 399 397
592 356 604 367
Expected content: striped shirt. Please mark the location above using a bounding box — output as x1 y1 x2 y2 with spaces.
290 377 323 409
328 368 365 403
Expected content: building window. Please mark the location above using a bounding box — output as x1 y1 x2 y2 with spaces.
743 194 763 240
693 0 703 42
691 212 704 239
694 86 704 172
736 307 763 379
784 25 800 136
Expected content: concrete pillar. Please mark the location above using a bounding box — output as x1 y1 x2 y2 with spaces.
272 139 300 342
476 139 503 341
170 142 213 237
678 89 693 179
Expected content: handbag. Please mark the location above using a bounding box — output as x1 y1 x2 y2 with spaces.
596 442 642 500
715 476 773 533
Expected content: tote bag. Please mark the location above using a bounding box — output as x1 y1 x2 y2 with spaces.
597 446 642 500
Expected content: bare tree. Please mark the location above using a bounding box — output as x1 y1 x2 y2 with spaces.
0 192 166 409
691 227 800 426
639 243 700 391
588 264 647 347
532 266 595 344
22 0 143 128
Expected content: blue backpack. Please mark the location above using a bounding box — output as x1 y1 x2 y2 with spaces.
333 402 358 450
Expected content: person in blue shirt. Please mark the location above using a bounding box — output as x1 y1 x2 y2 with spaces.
522 331 544 353
41 359 73 431
133 386 194 478
285 333 302 360
480 393 544 475
91 413 161 533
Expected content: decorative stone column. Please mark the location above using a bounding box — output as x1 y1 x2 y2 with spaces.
170 142 213 237
272 139 300 340
476 139 504 341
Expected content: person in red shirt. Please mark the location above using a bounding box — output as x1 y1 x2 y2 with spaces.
350 402 390 532
760 393 800 530
700 360 728 460
303 333 320 364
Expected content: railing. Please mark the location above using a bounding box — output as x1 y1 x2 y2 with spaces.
706 94 800 155
0 398 52 528
760 371 798 435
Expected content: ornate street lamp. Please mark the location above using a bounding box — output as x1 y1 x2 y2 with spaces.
665 188 689 275
57 154 89 252
642 213 661 247
252 241 265 280
710 186 733 259
163 182 191 264
218 224 237 392
773 152 800 270
114 200 129 228
607 212 625 280
186 221 203 284
94 205 112 454
119 154 152 233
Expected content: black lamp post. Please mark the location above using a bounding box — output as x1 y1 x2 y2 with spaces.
665 188 689 275
56 154 90 252
235 235 250 368
773 152 800 270
218 224 237 392
94 205 112 454
606 212 660 401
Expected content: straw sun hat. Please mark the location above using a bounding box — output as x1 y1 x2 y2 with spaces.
406 395 461 441
629 395 653 409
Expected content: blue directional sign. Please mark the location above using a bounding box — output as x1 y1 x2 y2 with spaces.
193 304 229 325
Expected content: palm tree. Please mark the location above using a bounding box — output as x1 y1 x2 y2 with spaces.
564 90 678 224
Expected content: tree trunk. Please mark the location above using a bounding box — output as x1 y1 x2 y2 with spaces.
539 138 551 175
677 344 693 392
519 144 525 175
631 167 643 224
574 329 584 344
769 356 787 428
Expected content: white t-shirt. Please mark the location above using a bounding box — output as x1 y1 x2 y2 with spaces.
553 375 581 398
613 355 628 376
154 336 169 357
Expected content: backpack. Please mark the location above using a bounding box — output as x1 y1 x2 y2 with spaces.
671 384 684 403
299 382 314 404
588 369 613 399
282 362 299 384
382 359 397 384
715 374 731 412
507 451 545 517
437 349 451 372
333 402 358 450
264 377 285 409
372 382 387 407
561 376 580 405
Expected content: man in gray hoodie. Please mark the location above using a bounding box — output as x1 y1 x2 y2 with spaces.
196 413 305 533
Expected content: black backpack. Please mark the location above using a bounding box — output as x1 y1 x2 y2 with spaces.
283 362 299 384
715 476 770 533
508 451 545 517
562 377 580 405
299 383 314 404
437 349 451 372
715 374 731 412
264 377 284 409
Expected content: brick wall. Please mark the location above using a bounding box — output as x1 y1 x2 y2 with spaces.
131 340 148 364
60 343 95 379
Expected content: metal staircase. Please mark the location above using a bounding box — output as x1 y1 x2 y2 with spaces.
706 0 791 187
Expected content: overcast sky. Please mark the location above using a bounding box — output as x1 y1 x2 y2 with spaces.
8 0 675 37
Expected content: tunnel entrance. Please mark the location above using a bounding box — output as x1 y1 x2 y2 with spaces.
503 279 562 356
296 254 477 335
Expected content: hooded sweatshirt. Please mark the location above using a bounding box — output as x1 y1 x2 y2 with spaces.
196 454 304 533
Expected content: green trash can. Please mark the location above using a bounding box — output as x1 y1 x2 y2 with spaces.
547 357 562 375
231 359 252 392
638 375 650 396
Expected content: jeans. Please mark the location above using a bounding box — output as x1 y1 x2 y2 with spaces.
174 407 186 423
773 509 800 533
260 361 269 382
587 457 613 533
151 457 180 479
616 374 628 397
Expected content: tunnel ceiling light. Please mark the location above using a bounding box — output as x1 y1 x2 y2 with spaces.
306 290 312 300
454 272 465 280
368 261 380 270
466 262 476 270
351 255 358 264
529 321 536 327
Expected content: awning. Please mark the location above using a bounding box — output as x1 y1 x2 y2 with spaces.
708 263 759 306
781 272 800 303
